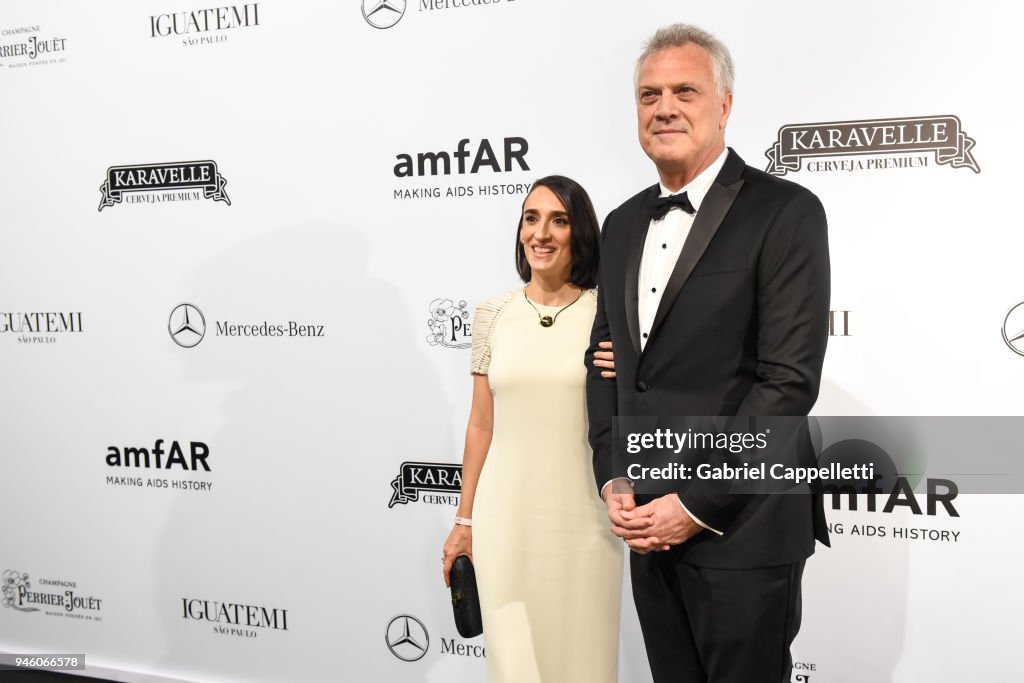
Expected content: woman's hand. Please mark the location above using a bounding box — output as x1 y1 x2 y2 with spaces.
593 340 615 378
442 524 473 587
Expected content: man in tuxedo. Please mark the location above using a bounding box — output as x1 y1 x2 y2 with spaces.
586 24 830 683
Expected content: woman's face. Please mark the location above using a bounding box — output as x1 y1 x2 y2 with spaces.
520 186 572 282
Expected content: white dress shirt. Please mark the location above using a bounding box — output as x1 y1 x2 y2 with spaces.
637 149 728 351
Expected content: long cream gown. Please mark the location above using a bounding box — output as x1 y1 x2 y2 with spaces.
470 288 622 683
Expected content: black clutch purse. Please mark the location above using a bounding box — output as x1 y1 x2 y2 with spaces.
449 555 483 638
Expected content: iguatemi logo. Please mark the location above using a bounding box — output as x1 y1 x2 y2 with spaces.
98 161 230 211
182 598 288 638
389 462 461 508
427 298 471 349
765 115 979 175
150 4 260 47
1 311 83 345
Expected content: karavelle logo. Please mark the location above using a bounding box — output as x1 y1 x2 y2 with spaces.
362 0 406 29
764 115 979 175
386 614 429 661
389 462 462 507
98 161 230 211
169 304 206 348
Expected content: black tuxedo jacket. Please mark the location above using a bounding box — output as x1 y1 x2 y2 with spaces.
586 149 830 569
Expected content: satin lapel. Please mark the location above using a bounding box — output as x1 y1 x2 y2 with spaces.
624 187 660 355
647 176 744 344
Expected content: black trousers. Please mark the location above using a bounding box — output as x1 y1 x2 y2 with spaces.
631 550 805 683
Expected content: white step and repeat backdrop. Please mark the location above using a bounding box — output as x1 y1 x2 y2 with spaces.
2 1 1023 681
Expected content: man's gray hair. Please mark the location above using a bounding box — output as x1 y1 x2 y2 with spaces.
635 24 735 96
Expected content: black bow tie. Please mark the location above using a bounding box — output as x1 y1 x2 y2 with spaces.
650 192 696 221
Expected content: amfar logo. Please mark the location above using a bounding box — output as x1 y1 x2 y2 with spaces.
362 0 406 29
395 138 529 177
150 4 260 47
386 614 429 661
105 439 213 493
389 462 462 507
98 161 230 211
1002 301 1024 357
427 298 471 349
106 439 211 471
169 304 206 348
393 137 532 200
820 438 959 519
765 115 979 175
825 477 962 545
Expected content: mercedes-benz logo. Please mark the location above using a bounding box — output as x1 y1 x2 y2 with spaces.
1003 301 1024 357
385 614 429 661
168 304 206 348
362 0 406 29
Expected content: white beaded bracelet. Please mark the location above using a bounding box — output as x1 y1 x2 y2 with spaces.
454 517 473 527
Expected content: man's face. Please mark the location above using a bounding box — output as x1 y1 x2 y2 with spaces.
636 44 732 179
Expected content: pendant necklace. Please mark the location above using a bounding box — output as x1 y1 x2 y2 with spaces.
523 287 584 328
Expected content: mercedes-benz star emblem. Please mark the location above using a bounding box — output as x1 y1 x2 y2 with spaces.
1003 301 1024 357
169 304 206 348
385 614 429 661
362 0 406 29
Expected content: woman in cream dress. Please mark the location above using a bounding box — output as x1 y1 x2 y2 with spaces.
442 176 622 682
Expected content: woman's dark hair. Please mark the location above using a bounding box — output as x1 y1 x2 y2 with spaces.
515 175 601 289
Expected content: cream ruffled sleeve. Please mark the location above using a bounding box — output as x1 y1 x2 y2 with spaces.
470 289 518 375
